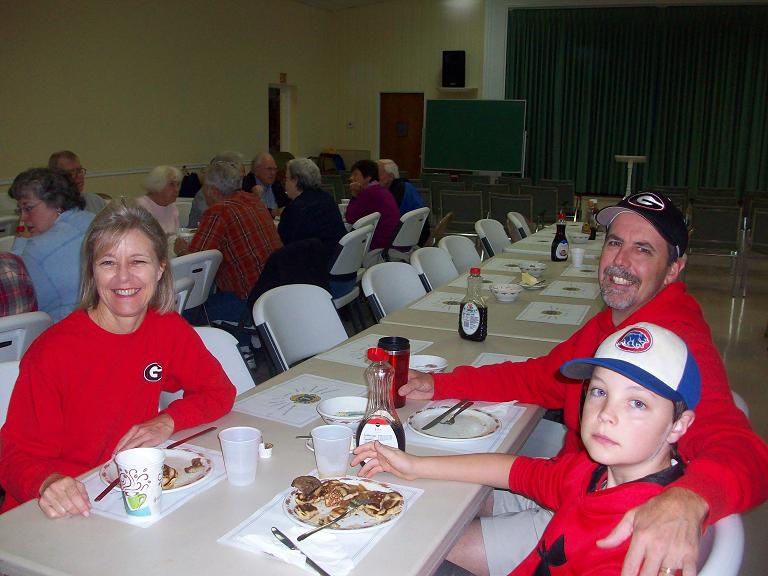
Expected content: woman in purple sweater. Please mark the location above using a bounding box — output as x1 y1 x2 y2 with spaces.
344 159 400 250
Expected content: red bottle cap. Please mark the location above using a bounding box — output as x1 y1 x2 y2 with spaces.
367 347 389 362
470 267 481 275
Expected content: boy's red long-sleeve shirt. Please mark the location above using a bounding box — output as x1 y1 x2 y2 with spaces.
0 309 236 512
433 282 768 523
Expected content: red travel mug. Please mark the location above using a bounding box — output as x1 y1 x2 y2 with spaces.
377 336 410 408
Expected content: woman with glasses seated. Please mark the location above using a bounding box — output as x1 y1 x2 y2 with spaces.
8 168 95 322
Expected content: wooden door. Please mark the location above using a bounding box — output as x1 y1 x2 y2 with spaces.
380 93 424 178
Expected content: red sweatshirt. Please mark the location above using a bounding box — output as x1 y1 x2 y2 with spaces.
0 309 236 511
510 452 679 575
433 282 768 523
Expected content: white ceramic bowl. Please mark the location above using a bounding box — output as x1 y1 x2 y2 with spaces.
410 354 448 373
518 262 546 278
490 283 523 303
316 396 367 430
569 233 589 244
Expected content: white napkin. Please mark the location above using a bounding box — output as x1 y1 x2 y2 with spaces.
83 444 225 527
219 479 423 576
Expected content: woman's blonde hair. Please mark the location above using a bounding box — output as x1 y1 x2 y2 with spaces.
80 200 175 313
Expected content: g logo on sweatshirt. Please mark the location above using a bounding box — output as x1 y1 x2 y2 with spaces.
144 362 163 382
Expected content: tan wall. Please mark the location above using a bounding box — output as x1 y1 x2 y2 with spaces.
0 0 484 209
328 0 486 153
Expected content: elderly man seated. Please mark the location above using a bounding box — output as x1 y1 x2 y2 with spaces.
378 159 429 245
175 161 282 325
187 152 246 228
48 150 107 214
243 153 290 217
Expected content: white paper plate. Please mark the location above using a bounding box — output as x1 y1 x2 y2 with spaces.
283 476 403 531
100 448 212 494
407 406 501 441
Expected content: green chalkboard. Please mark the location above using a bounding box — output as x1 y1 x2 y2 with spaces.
423 99 526 173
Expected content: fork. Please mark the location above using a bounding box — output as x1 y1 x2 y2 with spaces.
297 499 366 541
444 401 474 425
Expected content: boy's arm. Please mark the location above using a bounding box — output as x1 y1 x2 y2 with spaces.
352 442 516 488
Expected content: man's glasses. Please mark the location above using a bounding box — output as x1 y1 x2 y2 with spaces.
67 167 87 176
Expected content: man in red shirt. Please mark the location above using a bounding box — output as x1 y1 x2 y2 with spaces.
401 192 768 576
175 161 282 325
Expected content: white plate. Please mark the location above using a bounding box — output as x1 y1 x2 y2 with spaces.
407 406 501 441
283 476 403 531
409 355 448 372
100 448 212 494
305 438 356 453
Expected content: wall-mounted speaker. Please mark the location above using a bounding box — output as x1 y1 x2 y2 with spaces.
442 50 466 88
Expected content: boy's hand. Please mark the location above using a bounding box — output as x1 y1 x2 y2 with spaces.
352 441 419 480
398 370 436 399
597 487 707 576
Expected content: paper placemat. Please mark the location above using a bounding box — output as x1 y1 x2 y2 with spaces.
219 475 424 576
481 258 542 272
516 302 590 326
540 280 600 300
408 291 463 314
84 444 225 527
449 273 516 290
235 374 366 427
316 334 432 368
504 244 599 259
560 265 599 278
405 401 525 454
471 352 529 367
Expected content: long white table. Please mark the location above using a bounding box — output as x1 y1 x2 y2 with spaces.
382 253 602 342
0 324 550 576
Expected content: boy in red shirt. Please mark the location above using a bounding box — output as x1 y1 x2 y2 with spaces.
354 323 701 575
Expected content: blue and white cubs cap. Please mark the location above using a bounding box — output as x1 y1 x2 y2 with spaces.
560 322 701 409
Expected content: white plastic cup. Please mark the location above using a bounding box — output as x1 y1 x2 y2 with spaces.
341 198 351 205
572 247 585 268
219 426 262 486
114 447 165 517
311 425 353 479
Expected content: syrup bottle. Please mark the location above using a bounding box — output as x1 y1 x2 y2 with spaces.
551 223 569 261
459 267 488 342
356 347 406 450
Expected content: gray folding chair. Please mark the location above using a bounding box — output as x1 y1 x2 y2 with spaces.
439 235 481 274
361 262 426 322
440 189 484 235
0 311 52 362
411 247 460 291
521 185 559 226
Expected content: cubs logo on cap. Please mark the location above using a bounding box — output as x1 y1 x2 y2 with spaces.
615 327 653 353
560 322 701 409
597 192 689 257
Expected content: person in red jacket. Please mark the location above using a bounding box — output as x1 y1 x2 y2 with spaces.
0 202 236 518
399 192 768 576
356 322 703 575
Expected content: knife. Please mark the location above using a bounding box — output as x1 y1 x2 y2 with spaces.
421 400 471 431
271 526 331 576
94 426 218 501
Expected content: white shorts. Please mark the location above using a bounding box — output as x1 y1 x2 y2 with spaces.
480 491 554 576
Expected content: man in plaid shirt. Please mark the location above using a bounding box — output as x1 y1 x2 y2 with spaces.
175 160 282 324
0 253 37 317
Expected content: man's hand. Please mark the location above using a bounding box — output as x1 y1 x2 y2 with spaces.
38 474 91 519
113 413 175 453
398 370 435 399
597 487 708 576
252 184 265 196
174 236 189 256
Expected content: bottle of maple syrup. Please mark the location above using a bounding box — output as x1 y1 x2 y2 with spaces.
459 267 488 342
356 347 406 450
551 223 569 261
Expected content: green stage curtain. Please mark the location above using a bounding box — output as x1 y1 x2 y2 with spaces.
506 6 768 196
